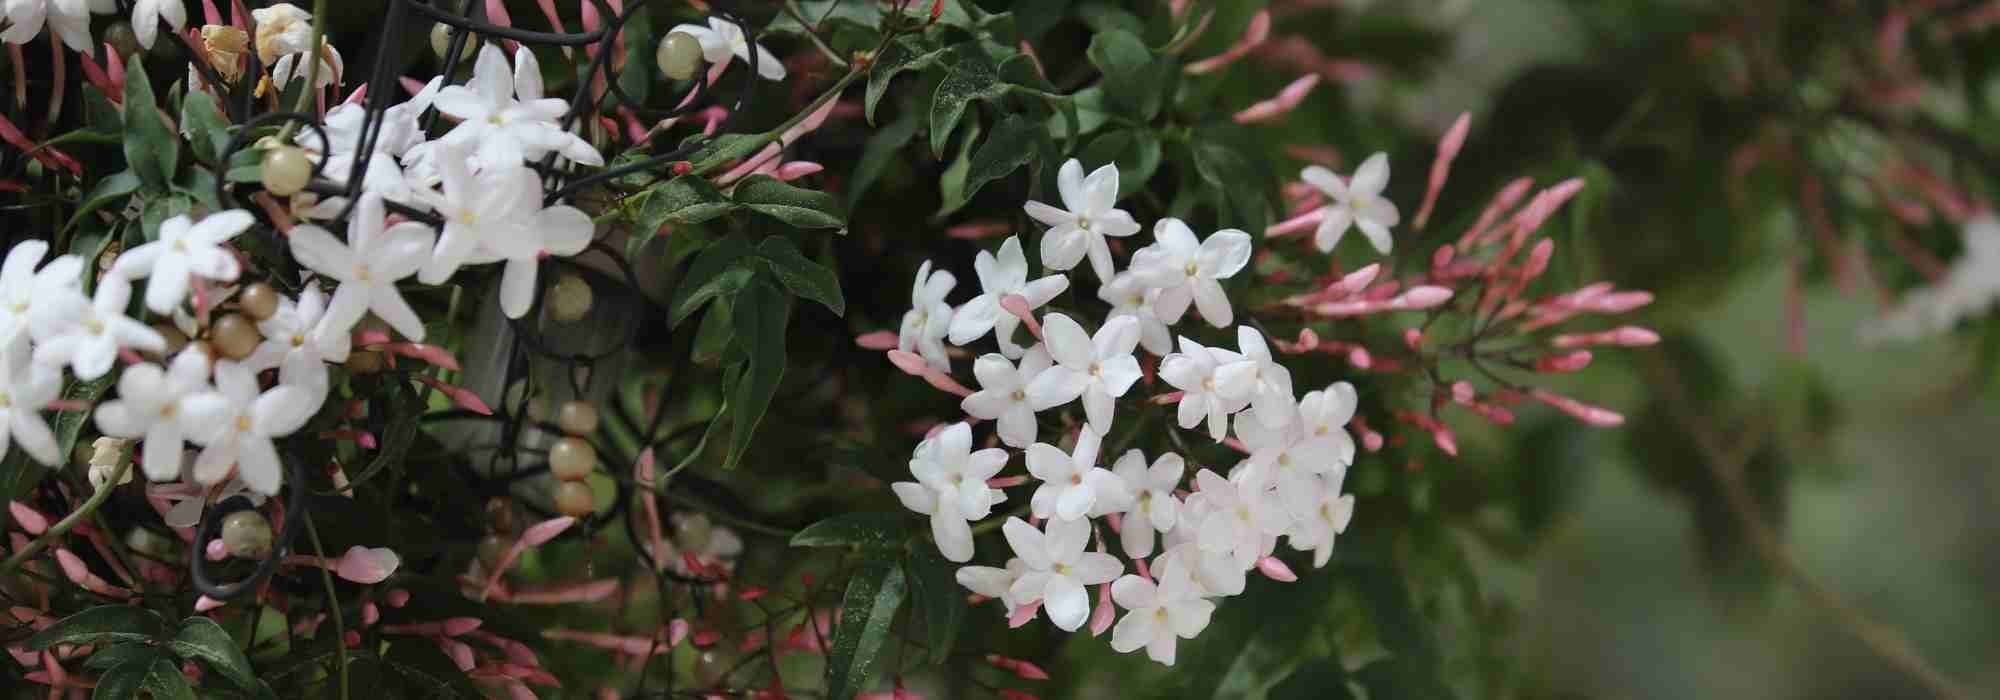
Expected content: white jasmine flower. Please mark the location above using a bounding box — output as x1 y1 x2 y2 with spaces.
891 422 1008 562
1024 426 1123 521
1098 272 1172 356
948 237 1070 358
181 360 319 495
0 348 62 465
1002 516 1123 632
1 0 106 52
1107 449 1185 558
1300 152 1399 254
1158 336 1248 442
0 240 70 351
432 45 604 167
242 286 338 395
416 143 594 312
1232 405 1325 517
1024 313 1142 434
1287 472 1354 569
960 351 1052 448
130 0 187 50
1129 218 1253 327
1296 382 1358 469
94 349 212 481
86 436 134 491
956 558 1030 616
669 16 787 81
288 192 436 341
1024 160 1141 281
271 43 342 91
251 2 314 63
1109 556 1213 666
1189 468 1289 570
1864 213 2000 341
898 260 957 372
1214 326 1295 430
112 210 254 314
29 275 165 381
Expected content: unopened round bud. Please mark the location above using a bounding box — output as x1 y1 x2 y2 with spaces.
547 273 593 323
549 437 597 481
152 322 189 357
260 146 312 197
221 511 274 559
431 23 455 60
239 282 281 320
556 401 598 437
554 481 596 517
210 313 262 360
657 32 706 81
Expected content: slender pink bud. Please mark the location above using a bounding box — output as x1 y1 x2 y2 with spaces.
1458 177 1536 249
386 589 411 608
8 502 49 534
1430 245 1455 273
774 162 824 182
1255 556 1298 582
1530 389 1625 427
1451 381 1476 405
1186 11 1270 74
1433 428 1458 457
335 546 400 584
1088 584 1115 636
1521 239 1554 280
442 617 483 636
1233 74 1318 124
855 330 899 350
1265 208 1325 239
361 602 380 626
946 220 1011 240
1536 351 1592 373
1347 346 1372 370
1354 417 1384 451
417 375 492 415
1394 286 1454 309
207 539 228 560
887 350 975 397
1000 296 1043 340
1402 329 1424 350
196 596 226 612
1007 600 1041 628
442 638 476 671
1414 113 1472 230
986 475 1028 488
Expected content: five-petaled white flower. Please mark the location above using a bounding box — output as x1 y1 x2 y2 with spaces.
670 16 787 81
1107 449 1185 558
130 0 187 50
113 210 254 314
1024 313 1141 435
181 360 318 495
955 558 1030 617
960 351 1051 449
1024 426 1123 521
1109 556 1214 666
1098 272 1172 356
416 141 593 307
1188 468 1289 571
432 45 604 167
290 192 437 341
1300 152 1399 254
0 240 65 352
29 275 165 381
242 286 341 395
948 237 1070 359
1128 218 1253 327
891 422 1008 562
1158 335 1248 442
1 0 107 52
898 260 957 372
1287 472 1354 569
0 347 62 465
1214 326 1295 430
94 349 212 481
1002 515 1123 632
1296 382 1358 470
1024 160 1141 282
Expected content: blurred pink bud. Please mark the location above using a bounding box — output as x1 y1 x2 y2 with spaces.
1355 418 1385 452
1395 286 1454 309
196 596 226 612
1415 113 1472 230
1347 346 1373 370
1594 291 1654 313
443 617 483 636
1510 179 1586 240
1431 245 1455 272
1255 556 1298 582
987 475 1028 488
1007 600 1041 628
1522 239 1554 280
417 375 492 415
1186 10 1269 74
1433 428 1458 457
362 602 379 626
1265 208 1324 239
1451 381 1476 405
855 331 899 350
1001 297 1044 340
1088 585 1115 636
522 517 576 547
8 502 49 534
335 546 400 584
442 638 476 671
344 630 361 647
1531 389 1625 427
386 589 411 608
887 350 975 397
774 162 824 182
206 539 228 560
946 220 1011 240
1233 74 1318 124
1402 329 1424 350
1536 351 1592 373
692 629 722 647
669 619 692 647
1458 177 1536 249
1553 326 1660 348
383 343 462 371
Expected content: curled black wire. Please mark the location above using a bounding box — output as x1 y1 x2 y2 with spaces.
189 456 310 601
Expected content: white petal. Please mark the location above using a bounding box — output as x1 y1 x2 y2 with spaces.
1042 576 1090 631
499 257 538 319
931 507 975 563
1002 517 1051 571
892 481 937 515
1350 153 1390 196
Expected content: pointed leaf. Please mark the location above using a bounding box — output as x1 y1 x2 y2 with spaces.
24 605 167 650
670 234 755 327
122 56 179 188
756 236 844 316
790 513 909 549
724 279 788 470
929 47 1008 158
168 616 265 697
905 549 965 666
732 175 847 230
179 91 231 165
824 557 907 700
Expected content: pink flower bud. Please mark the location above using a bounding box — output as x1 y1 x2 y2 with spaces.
1433 428 1458 457
195 596 226 612
1458 177 1536 249
1007 600 1041 629
1186 10 1269 74
945 220 1011 240
692 629 722 647
1394 286 1454 309
416 375 491 415
1451 381 1476 405
1531 389 1625 427
1001 297 1043 340
1265 208 1325 239
1233 74 1319 124
1088 584 1115 636
854 331 899 350
1347 347 1373 370
206 540 228 561
986 475 1028 488
1402 329 1424 350
361 603 379 626
344 630 361 647
1255 556 1298 582
669 619 692 647
443 617 483 636
1536 351 1592 373
1430 245 1455 272
1522 239 1554 280
1415 113 1472 230
887 350 975 397
442 638 476 671
8 502 49 535
775 162 824 182
386 589 411 608
521 517 576 547
334 546 400 584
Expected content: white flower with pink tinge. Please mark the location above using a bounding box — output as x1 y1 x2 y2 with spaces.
432 44 603 168
1128 218 1253 328
94 349 212 481
1024 160 1141 282
288 192 435 343
1214 326 1296 430
1300 152 1399 254
1159 335 1249 442
1106 449 1186 558
28 275 165 381
1002 515 1123 632
1024 426 1126 522
1024 313 1142 435
898 261 957 373
1109 554 1214 666
1098 272 1172 356
415 142 594 319
892 422 1008 563
948 236 1069 358
113 210 254 315
960 349 1052 449
180 360 319 495
1287 472 1355 569
670 16 788 81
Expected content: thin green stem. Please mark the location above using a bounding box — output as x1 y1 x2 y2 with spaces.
303 512 349 700
0 458 132 575
276 0 331 144
782 1 849 68
656 491 795 539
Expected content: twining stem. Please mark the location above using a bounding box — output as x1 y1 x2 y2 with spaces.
0 458 132 576
782 1 849 68
303 512 350 700
1646 358 1972 700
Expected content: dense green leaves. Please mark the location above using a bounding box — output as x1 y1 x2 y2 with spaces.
640 175 737 229
790 512 909 549
24 606 168 650
733 175 848 230
757 236 845 316
168 616 265 697
824 557 908 700
930 47 1010 157
961 114 1043 206
93 651 195 700
121 57 179 189
1087 29 1168 119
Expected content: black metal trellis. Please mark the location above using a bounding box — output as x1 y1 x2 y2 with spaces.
187 0 766 600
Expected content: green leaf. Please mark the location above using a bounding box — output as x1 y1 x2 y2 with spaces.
1086 29 1165 119
81 642 158 673
824 557 908 700
847 112 920 207
929 47 1008 157
25 606 167 651
139 653 198 700
1014 0 1072 39
168 617 265 697
54 373 116 465
92 649 174 700
933 116 983 219
122 56 180 189
1192 141 1272 235
904 549 965 666
1079 128 1162 198
723 280 788 470
959 113 1042 206
61 170 142 236
179 91 230 165
790 513 908 549
866 36 951 124
669 234 755 327
614 4 653 108
732 175 847 230
1271 659 1358 700
690 296 736 365
756 236 844 316
1047 86 1110 141
638 175 736 231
